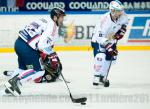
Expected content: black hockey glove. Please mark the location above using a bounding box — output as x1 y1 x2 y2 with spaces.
114 25 127 40
105 42 118 56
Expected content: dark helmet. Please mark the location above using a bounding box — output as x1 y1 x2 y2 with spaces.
50 7 66 19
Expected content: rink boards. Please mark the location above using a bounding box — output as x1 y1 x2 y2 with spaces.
0 13 150 52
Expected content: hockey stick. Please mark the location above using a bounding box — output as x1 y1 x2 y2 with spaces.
60 72 87 103
58 78 70 83
104 25 126 84
103 57 113 86
104 40 118 85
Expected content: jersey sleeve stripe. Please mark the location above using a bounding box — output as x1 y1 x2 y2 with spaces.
27 34 40 44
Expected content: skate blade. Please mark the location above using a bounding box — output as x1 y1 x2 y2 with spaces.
4 82 20 97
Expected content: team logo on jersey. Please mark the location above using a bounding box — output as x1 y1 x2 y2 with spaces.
128 17 150 42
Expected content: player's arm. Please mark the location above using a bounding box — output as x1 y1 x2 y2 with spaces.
38 21 60 71
113 14 129 40
38 36 54 55
38 36 58 70
113 24 127 40
94 16 118 56
37 20 55 55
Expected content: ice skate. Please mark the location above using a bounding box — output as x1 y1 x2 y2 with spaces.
3 71 13 76
4 76 21 96
93 75 100 86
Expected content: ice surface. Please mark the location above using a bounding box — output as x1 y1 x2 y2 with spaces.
0 51 150 109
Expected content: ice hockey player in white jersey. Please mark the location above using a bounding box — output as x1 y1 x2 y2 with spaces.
4 7 66 96
91 0 128 87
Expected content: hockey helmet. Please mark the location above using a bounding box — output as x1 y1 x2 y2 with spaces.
109 0 124 12
50 7 66 19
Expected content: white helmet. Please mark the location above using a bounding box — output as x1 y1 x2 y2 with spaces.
109 0 124 12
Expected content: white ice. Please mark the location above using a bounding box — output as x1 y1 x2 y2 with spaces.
0 51 150 109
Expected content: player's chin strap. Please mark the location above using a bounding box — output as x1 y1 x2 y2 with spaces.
56 19 59 26
55 15 60 26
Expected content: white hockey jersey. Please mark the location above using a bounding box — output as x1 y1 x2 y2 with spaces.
92 11 128 46
19 17 58 54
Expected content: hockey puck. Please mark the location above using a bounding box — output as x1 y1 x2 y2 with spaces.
81 102 86 105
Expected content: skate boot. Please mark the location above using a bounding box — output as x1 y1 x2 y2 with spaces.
3 71 13 76
5 88 12 94
4 75 21 96
103 79 110 87
93 75 100 86
99 75 110 87
99 75 104 83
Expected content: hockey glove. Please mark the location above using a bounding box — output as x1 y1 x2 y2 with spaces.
114 25 127 40
40 52 60 71
40 52 62 82
105 42 118 56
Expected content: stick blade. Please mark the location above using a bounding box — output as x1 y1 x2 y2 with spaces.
72 97 87 103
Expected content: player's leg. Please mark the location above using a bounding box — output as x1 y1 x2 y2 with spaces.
3 38 26 77
4 37 26 95
92 41 116 86
4 38 44 96
3 71 14 76
11 52 27 77
91 42 102 85
93 53 112 85
5 61 45 96
4 69 45 96
3 68 24 77
9 56 26 77
93 53 105 85
99 58 111 82
11 68 25 78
